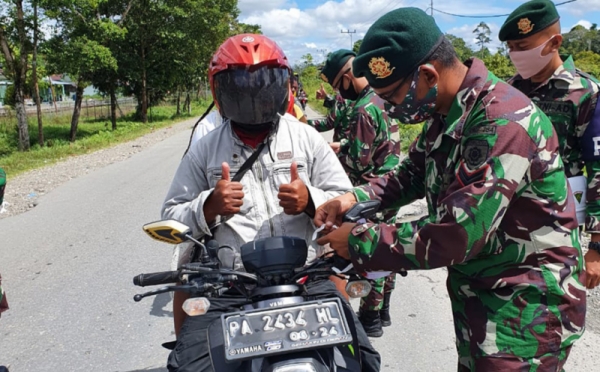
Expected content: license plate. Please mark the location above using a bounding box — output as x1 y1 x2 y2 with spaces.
222 298 353 361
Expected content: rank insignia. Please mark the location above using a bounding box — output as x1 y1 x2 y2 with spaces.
368 57 395 79
574 191 583 203
518 18 534 34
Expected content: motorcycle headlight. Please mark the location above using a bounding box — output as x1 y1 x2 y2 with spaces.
273 363 318 372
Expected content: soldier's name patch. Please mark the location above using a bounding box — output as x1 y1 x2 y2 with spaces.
536 100 574 116
463 139 489 169
468 125 496 135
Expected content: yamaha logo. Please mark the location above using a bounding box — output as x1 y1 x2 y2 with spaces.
242 36 255 43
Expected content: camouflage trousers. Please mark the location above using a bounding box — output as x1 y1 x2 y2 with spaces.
359 273 396 311
457 346 572 371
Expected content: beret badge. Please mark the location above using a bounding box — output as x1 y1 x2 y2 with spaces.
518 18 535 34
368 57 395 79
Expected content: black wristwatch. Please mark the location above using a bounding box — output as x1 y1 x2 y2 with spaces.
588 241 600 253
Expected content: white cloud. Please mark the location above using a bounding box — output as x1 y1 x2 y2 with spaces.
237 0 292 15
238 0 523 65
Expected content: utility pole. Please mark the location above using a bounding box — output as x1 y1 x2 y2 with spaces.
341 29 357 50
317 48 328 62
430 0 433 16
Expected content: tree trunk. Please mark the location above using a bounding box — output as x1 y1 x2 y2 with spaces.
0 0 30 151
176 87 181 116
186 92 191 115
110 87 117 130
32 1 43 146
140 44 148 123
49 79 58 113
14 84 30 151
69 82 85 142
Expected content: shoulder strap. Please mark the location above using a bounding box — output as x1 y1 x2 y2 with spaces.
231 142 266 182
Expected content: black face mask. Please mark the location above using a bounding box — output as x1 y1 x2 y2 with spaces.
338 76 359 101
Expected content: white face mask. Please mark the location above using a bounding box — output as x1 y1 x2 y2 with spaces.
509 36 558 79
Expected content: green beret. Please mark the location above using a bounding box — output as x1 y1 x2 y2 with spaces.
499 0 560 41
353 7 443 89
319 49 356 85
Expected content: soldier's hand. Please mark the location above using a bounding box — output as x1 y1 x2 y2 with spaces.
314 193 358 232
316 223 355 259
585 249 600 289
316 83 327 100
330 142 341 154
205 162 244 218
278 162 309 215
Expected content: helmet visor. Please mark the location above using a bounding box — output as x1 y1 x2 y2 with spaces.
214 66 290 125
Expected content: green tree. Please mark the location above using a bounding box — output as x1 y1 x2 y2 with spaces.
482 52 516 80
301 53 314 66
42 0 124 141
0 0 32 150
574 51 600 78
561 24 600 55
118 0 240 122
473 22 491 58
446 34 474 62
353 39 362 54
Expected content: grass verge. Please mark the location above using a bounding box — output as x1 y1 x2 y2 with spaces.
0 101 208 177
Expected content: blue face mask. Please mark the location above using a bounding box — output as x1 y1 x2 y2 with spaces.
385 65 438 124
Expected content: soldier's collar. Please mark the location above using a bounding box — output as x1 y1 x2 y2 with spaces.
444 58 488 138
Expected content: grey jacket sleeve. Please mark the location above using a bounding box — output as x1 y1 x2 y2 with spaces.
305 127 353 208
161 151 216 237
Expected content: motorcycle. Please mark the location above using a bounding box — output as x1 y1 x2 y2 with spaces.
133 201 381 372
297 90 308 111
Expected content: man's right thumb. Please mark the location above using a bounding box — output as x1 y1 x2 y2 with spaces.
221 162 230 181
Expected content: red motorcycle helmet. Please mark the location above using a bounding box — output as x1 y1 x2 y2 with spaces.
209 34 291 125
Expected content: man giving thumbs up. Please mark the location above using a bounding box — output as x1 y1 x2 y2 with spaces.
160 34 381 372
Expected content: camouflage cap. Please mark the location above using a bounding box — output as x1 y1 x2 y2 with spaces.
499 0 560 41
320 49 356 86
353 7 443 89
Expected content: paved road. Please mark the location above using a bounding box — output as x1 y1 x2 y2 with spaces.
0 110 598 371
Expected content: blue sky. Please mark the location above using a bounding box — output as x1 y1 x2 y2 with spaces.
237 0 600 65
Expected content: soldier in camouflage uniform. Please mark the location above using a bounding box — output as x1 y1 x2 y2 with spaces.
307 86 350 144
316 7 586 370
500 0 600 290
318 49 402 337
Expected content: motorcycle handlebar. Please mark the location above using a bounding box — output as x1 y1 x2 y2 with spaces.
133 271 180 287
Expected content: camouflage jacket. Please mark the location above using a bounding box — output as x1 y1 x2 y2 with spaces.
348 59 585 358
335 86 401 187
307 94 350 141
509 56 600 232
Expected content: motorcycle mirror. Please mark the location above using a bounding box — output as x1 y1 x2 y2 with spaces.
183 297 211 316
142 220 192 245
345 280 372 299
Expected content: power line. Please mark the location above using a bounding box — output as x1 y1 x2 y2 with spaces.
428 0 577 19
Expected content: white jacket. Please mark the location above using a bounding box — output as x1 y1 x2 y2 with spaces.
162 114 352 268
190 111 223 145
